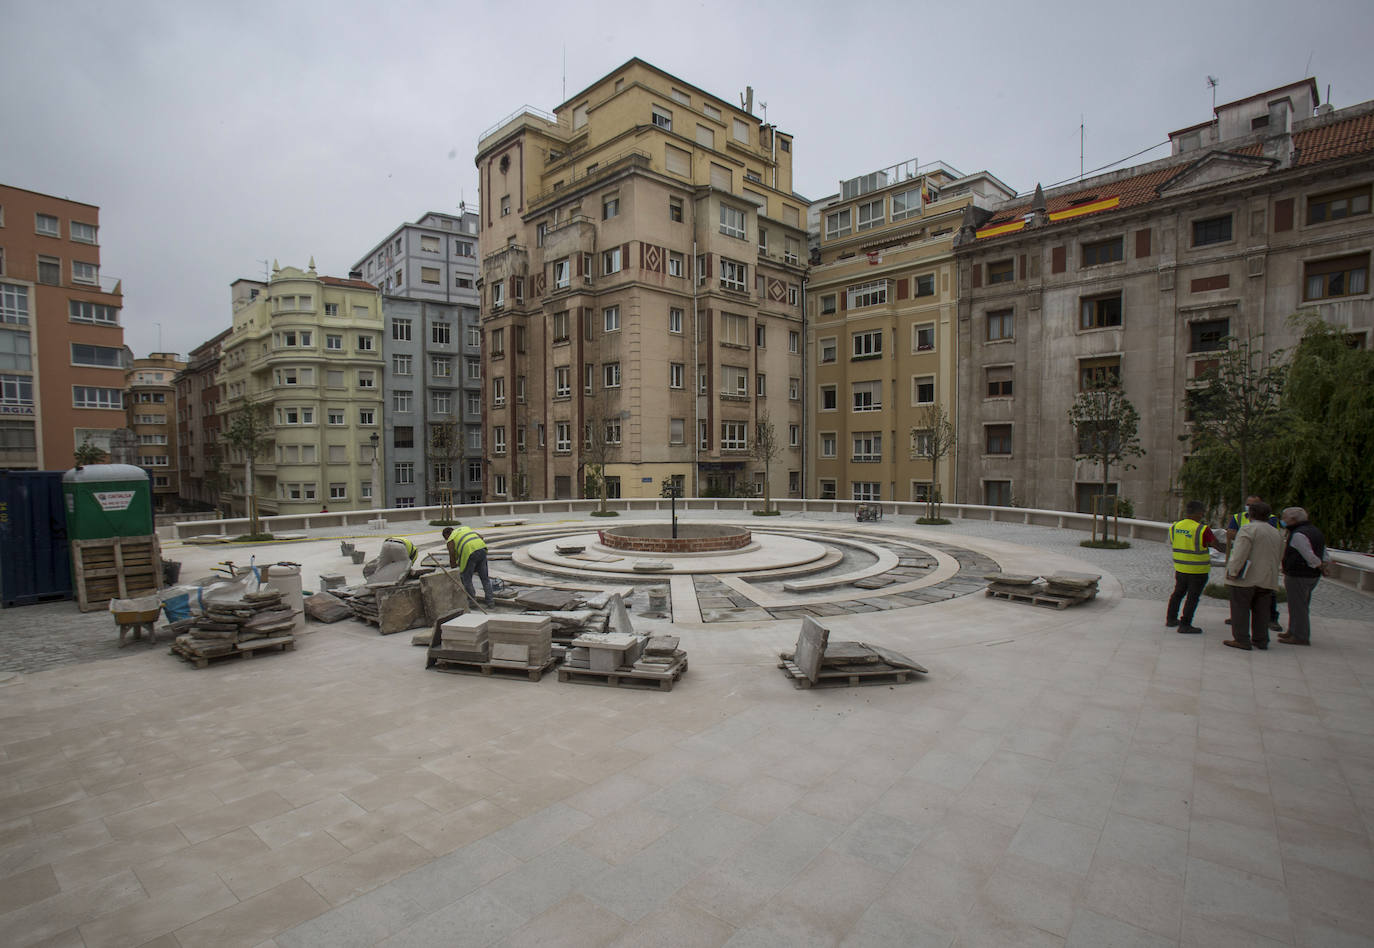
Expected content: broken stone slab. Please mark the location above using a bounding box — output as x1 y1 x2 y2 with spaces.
607 594 635 636
866 644 929 675
411 629 433 647
819 641 884 665
984 573 1040 585
1045 573 1101 589
377 584 426 636
555 544 585 555
632 560 673 572
303 591 352 623
420 571 468 625
851 576 895 590
546 610 598 629
578 588 635 610
514 588 580 611
365 560 412 587
793 617 829 684
318 573 347 592
645 634 680 656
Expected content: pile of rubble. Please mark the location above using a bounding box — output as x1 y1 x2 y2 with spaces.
169 588 298 668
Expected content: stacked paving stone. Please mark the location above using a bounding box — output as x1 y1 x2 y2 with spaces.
632 635 685 673
436 613 489 662
984 571 1100 609
170 589 298 666
486 614 553 667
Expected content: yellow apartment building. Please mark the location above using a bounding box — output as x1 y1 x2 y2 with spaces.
475 58 808 500
808 162 1014 502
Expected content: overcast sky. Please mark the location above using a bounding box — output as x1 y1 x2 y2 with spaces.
5 0 1371 360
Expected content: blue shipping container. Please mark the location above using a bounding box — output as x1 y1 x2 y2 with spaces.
0 471 73 608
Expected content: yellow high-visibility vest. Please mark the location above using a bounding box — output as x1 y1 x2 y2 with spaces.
447 527 487 571
385 537 416 560
1171 519 1211 574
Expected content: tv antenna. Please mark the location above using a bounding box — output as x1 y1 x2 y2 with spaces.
1207 75 1220 111
257 259 270 282
759 100 768 125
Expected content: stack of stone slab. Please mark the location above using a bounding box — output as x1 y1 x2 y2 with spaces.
486 614 553 668
777 617 926 689
984 571 1100 609
170 588 298 668
633 635 685 673
425 612 554 681
435 613 490 661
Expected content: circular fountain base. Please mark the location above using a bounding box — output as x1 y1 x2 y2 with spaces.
521 531 829 575
597 522 751 554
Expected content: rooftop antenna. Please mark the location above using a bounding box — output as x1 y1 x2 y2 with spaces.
1080 114 1085 181
562 45 566 101
257 259 269 282
759 100 768 125
1207 75 1220 112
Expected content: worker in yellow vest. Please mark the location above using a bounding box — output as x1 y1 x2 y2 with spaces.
1166 500 1226 634
362 536 418 578
442 525 494 607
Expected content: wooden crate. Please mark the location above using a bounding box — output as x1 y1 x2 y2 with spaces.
72 535 162 612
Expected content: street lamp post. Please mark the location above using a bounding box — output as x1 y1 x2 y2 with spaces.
370 431 380 510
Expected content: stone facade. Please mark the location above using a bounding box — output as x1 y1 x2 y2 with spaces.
353 211 483 507
475 58 807 501
175 329 229 510
953 80 1374 519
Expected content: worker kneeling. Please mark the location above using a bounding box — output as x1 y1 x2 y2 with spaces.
362 536 417 579
443 526 494 608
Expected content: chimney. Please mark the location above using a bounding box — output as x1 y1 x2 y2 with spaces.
1264 97 1294 168
349 268 363 280
1029 184 1049 228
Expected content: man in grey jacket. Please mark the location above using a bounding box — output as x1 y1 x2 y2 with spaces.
1223 500 1283 651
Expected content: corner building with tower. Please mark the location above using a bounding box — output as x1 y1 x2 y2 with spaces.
475 59 808 501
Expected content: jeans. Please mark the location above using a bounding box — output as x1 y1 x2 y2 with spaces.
1228 586 1273 647
1167 572 1208 625
1284 574 1320 643
461 548 494 606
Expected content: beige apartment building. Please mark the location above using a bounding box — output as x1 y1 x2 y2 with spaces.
126 353 184 511
217 263 384 516
954 80 1374 518
475 58 808 501
808 161 1014 502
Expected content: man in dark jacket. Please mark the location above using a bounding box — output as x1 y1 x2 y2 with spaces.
1277 507 1329 646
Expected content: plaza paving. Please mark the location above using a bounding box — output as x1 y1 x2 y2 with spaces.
0 512 1372 946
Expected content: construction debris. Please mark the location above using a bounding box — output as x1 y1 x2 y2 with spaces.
303 590 351 623
425 613 555 681
777 617 927 689
170 588 299 668
559 604 688 691
984 571 1100 609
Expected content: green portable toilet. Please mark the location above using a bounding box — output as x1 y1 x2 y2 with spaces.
62 464 154 540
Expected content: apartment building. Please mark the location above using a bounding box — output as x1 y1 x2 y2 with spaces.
353 211 483 507
0 184 126 469
175 329 229 509
217 263 384 516
126 353 184 511
475 58 808 501
808 161 1014 502
954 79 1374 518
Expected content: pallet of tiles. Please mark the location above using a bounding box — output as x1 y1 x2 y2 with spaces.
71 535 162 612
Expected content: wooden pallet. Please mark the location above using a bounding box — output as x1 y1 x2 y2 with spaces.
777 659 916 689
171 636 295 668
557 658 687 692
427 656 556 682
985 587 1097 610
72 535 162 612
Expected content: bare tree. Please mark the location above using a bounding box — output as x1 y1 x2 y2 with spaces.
223 402 272 536
910 402 956 521
1068 378 1144 542
427 419 462 518
751 410 781 514
582 398 617 515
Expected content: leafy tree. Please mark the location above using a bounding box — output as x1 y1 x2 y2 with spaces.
223 403 272 535
1181 334 1287 505
73 439 107 467
751 411 781 513
1273 315 1374 548
910 403 956 521
1068 378 1144 542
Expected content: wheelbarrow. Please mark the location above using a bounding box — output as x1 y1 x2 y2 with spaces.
110 596 163 647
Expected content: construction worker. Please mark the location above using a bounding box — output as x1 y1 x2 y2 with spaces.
443 525 494 607
1166 500 1226 634
362 536 417 578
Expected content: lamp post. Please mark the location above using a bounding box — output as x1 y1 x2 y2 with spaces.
669 480 681 539
370 431 380 510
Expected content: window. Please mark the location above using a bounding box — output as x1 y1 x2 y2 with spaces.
554 422 570 452
985 425 1012 455
852 380 881 412
553 258 571 289
1079 356 1122 391
651 104 672 130
721 421 747 450
1 375 34 407
985 365 1014 397
357 370 375 389
421 267 441 285
359 409 375 425
467 460 482 483
490 328 505 357
548 310 569 342
721 312 749 346
1307 185 1372 224
392 318 412 341
756 373 766 396
987 259 1014 284
912 430 933 457
493 426 507 454
913 376 935 405
466 325 481 348
847 280 888 309
393 426 414 448
69 343 122 368
72 261 98 285
327 370 344 388
668 308 683 333
733 118 750 143
584 363 594 394
395 462 415 484
500 196 510 217
432 391 451 414
493 474 507 496
722 365 748 396
1082 237 1123 267
326 334 342 350
67 299 117 325
491 282 504 309
987 309 1014 341
820 294 837 315
0 329 30 371
35 214 58 236
432 356 452 378
788 377 800 401
825 209 852 240
852 330 883 359
492 377 506 407
604 420 622 445
914 323 935 352
432 322 451 345
393 354 412 375
668 418 685 445
516 426 526 452
669 362 684 389
72 385 120 409
603 195 620 220
985 481 1013 506
852 482 881 502
603 247 622 274
1304 254 1368 300
819 432 837 458
554 366 570 397
852 432 882 462
913 274 936 298
857 198 884 231
891 187 922 221
667 252 684 278
466 392 481 415
603 362 621 388
1189 319 1229 353
819 480 837 500
669 198 684 222
603 305 620 332
719 204 746 240
703 102 722 121
787 425 799 448
720 258 747 292
756 324 767 348
466 358 479 379
1080 293 1123 329
820 385 837 411
37 256 60 285
819 337 837 363
1193 215 1233 246
328 411 345 426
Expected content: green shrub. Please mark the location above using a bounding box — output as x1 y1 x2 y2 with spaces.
590 510 619 517
234 533 276 543
1080 539 1131 549
429 519 461 527
916 517 951 525
753 509 781 516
